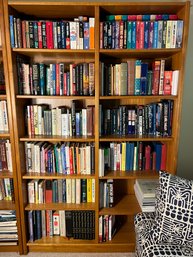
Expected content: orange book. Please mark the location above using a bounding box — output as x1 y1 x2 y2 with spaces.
89 18 95 49
164 71 173 95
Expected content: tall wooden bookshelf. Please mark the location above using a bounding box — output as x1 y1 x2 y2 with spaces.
0 0 22 253
3 0 190 254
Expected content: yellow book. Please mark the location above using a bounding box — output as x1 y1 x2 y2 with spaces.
121 142 126 171
87 178 92 203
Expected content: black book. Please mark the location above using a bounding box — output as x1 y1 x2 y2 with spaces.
65 211 73 238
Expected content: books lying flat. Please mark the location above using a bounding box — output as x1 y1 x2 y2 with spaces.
134 179 159 212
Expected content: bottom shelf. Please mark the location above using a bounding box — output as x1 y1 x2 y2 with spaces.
27 219 135 252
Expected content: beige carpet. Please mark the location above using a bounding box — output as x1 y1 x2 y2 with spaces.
0 253 135 257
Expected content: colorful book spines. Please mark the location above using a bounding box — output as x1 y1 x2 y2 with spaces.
9 16 95 49
101 14 183 49
99 141 167 173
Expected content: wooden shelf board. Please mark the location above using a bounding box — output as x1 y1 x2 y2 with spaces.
0 245 19 251
16 95 95 100
100 95 177 100
0 132 10 138
100 135 173 142
0 170 14 178
100 170 158 179
20 135 95 142
100 48 181 58
99 195 140 215
12 48 95 58
0 200 16 210
0 94 6 99
25 202 96 211
23 172 96 179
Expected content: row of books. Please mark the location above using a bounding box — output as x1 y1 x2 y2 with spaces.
0 140 12 172
0 178 14 201
17 57 95 96
100 19 183 49
28 178 95 204
100 100 173 137
26 103 95 137
134 179 158 212
0 210 18 245
25 142 95 175
99 142 167 176
100 60 179 96
98 215 121 242
105 14 179 21
28 210 95 241
10 16 95 49
0 101 9 132
99 179 114 208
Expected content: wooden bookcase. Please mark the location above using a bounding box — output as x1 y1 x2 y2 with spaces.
2 0 190 254
0 0 23 253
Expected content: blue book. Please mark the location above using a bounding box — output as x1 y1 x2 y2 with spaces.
134 60 141 95
39 64 46 95
155 143 162 171
162 14 169 20
9 15 15 48
28 210 34 242
144 21 149 49
140 63 148 95
142 14 150 21
111 21 116 49
83 22 89 50
60 21 66 49
127 21 132 49
131 21 136 49
54 145 59 173
126 142 130 171
115 21 120 49
51 64 56 95
130 143 135 171
76 112 80 136
61 144 66 174
35 210 42 239
153 21 158 48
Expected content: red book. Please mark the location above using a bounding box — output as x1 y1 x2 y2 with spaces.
139 21 144 49
137 14 142 21
21 21 26 48
128 15 137 21
152 151 156 171
160 143 167 170
145 145 151 170
152 60 161 95
63 72 67 95
46 21 53 49
163 71 173 95
45 180 52 203
69 147 74 174
38 21 42 48
136 21 141 49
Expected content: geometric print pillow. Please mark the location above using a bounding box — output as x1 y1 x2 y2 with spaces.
154 171 193 249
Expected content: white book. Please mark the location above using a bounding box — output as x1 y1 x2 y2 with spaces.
171 70 179 95
99 148 104 177
28 180 35 203
51 108 57 136
75 178 81 204
2 101 9 132
166 20 172 48
59 210 66 236
66 178 72 203
0 101 3 131
135 179 159 198
70 21 77 49
171 21 177 48
159 59 165 95
56 107 62 136
65 145 70 174
53 211 60 235
5 140 12 172
86 145 91 174
71 178 76 204
82 109 87 136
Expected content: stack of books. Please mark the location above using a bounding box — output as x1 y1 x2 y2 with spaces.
0 210 18 245
134 179 159 212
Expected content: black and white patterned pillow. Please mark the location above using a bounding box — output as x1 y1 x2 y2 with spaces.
154 171 193 249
